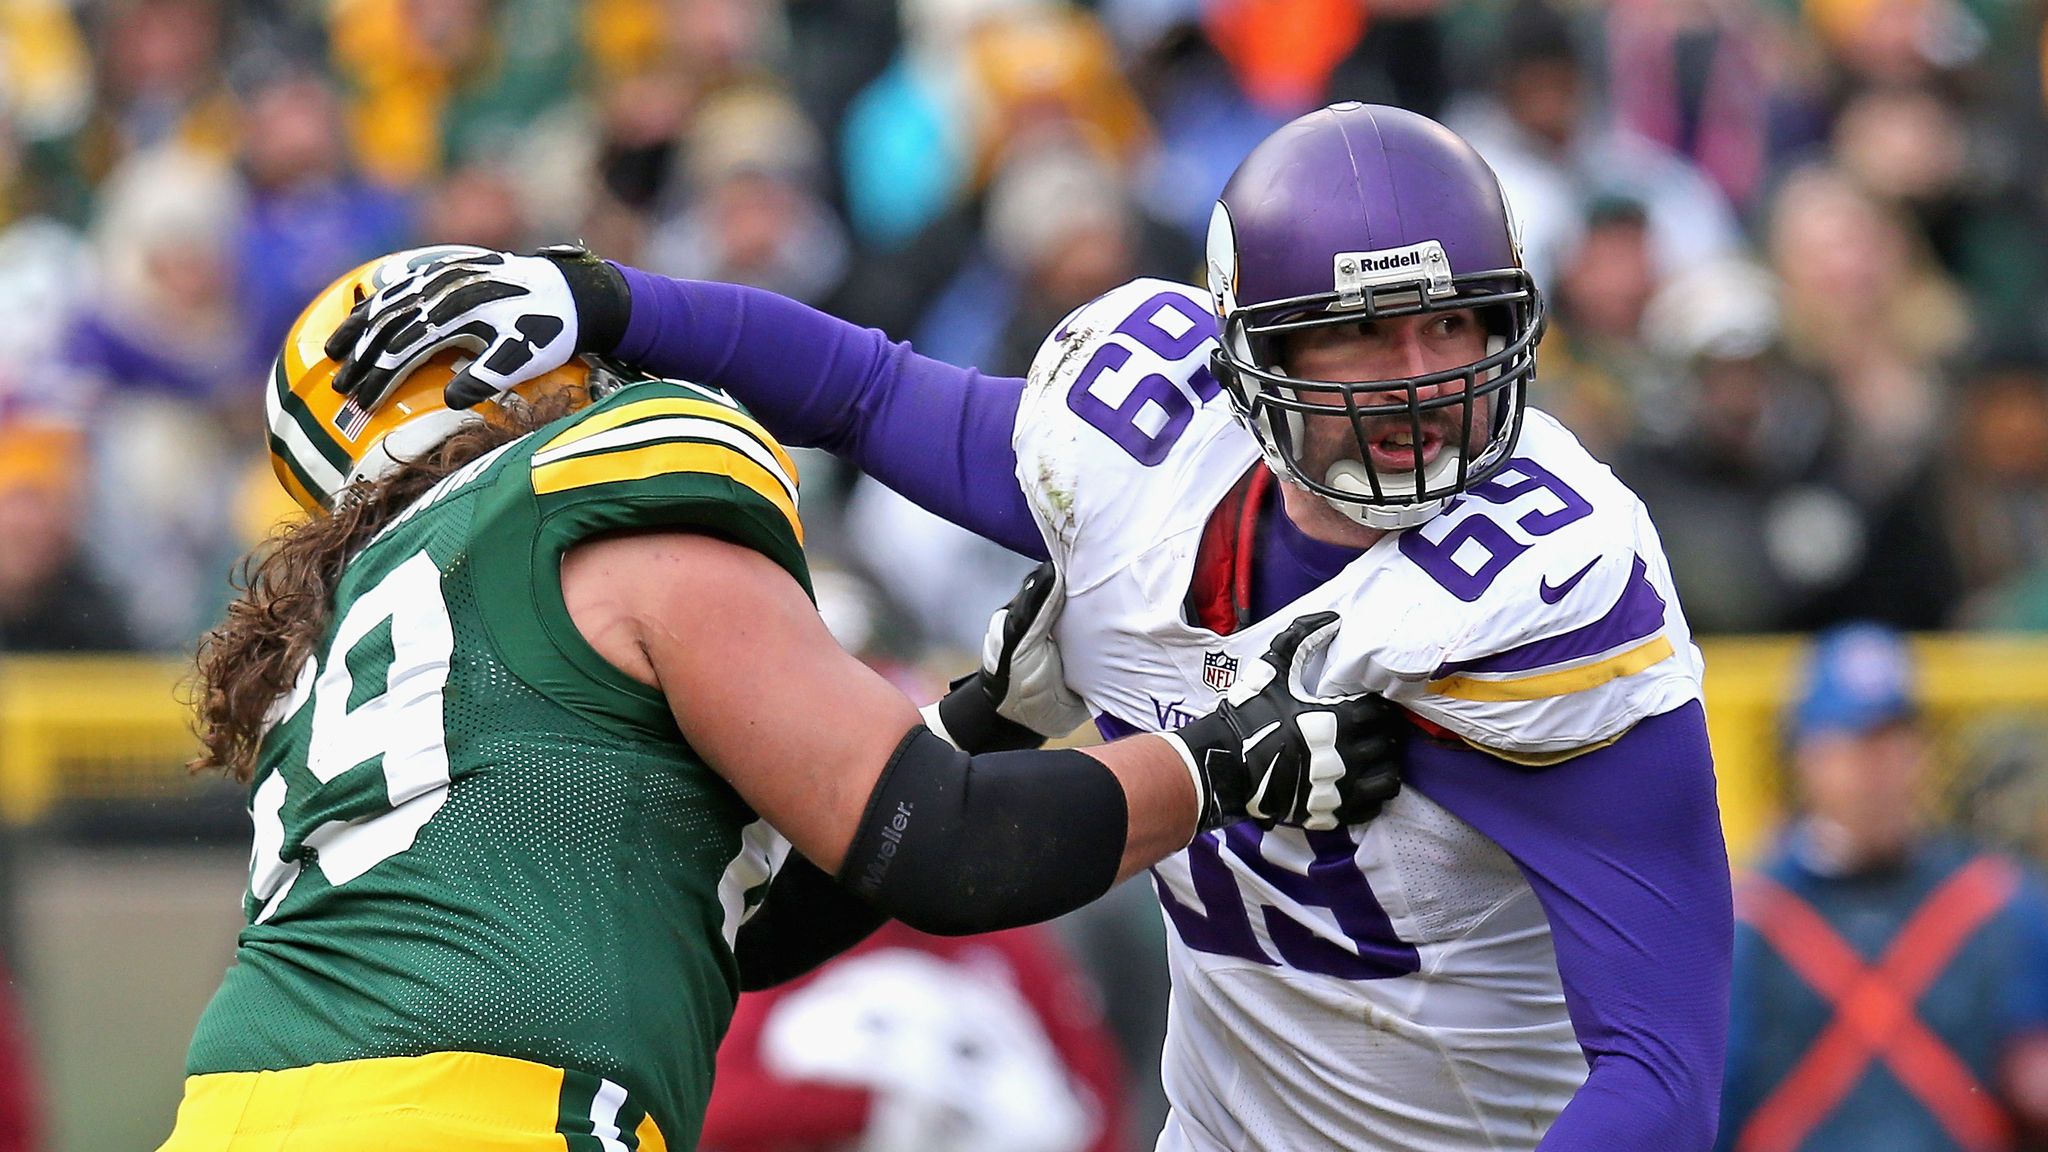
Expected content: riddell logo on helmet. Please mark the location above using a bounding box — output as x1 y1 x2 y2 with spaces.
1333 241 1454 302
1352 251 1421 273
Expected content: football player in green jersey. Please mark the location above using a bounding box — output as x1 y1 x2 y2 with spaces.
158 248 1405 1151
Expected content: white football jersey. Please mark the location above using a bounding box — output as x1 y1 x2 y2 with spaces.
1013 279 1705 1151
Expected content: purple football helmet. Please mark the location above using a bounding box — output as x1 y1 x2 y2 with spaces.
1207 102 1543 529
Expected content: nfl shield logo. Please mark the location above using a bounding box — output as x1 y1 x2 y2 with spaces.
1202 651 1239 693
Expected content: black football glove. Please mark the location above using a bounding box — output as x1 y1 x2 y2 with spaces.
922 562 1092 753
1168 612 1404 832
326 244 632 412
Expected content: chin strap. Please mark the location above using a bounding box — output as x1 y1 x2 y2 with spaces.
1346 492 1449 530
1322 452 1462 529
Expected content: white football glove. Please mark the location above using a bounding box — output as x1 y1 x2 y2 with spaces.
922 562 1092 752
979 561 1091 738
327 246 594 412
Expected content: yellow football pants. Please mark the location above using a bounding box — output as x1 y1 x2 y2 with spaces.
156 1051 669 1151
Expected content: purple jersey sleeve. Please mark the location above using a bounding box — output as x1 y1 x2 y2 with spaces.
1406 701 1731 1152
612 266 1047 559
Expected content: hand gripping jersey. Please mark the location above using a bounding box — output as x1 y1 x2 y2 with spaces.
1014 280 1707 1151
174 380 804 1151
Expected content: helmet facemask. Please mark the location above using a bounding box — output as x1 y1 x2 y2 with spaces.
1203 102 1547 532
1213 265 1542 530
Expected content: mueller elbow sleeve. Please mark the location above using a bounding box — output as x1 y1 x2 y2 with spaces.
838 727 1126 935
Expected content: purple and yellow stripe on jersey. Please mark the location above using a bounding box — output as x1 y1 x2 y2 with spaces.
157 1051 668 1152
528 393 803 543
1426 556 1674 702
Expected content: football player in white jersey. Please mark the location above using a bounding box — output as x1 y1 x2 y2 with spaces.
327 103 1731 1151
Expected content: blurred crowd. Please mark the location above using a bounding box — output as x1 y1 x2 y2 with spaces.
4 4 2048 1148
1 0 2048 654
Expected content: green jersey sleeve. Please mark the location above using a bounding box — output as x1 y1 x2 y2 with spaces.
467 379 811 735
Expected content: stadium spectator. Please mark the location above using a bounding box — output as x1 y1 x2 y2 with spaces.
643 87 853 310
1829 85 1966 263
1601 0 1776 211
0 212 90 424
233 67 414 363
662 0 794 90
1119 21 1288 245
1947 361 2048 619
0 420 133 652
838 3 1143 253
914 134 1149 375
780 0 901 196
1721 622 2048 1152
1197 0 1365 115
1796 0 2002 90
79 0 236 172
415 158 534 252
60 145 248 648
0 0 93 223
61 145 249 409
838 7 1169 342
1447 0 1741 286
1767 163 1966 401
1533 197 1660 457
585 61 698 216
325 0 583 188
1760 163 1964 629
1947 359 2048 632
1615 257 1834 634
1830 77 2045 357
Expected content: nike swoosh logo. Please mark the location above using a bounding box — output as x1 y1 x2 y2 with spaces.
1243 720 1283 750
1539 559 1599 604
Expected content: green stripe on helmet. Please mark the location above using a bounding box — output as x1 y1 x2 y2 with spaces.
271 357 354 474
266 428 328 507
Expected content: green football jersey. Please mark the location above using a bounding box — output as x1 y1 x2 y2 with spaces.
186 380 812 1146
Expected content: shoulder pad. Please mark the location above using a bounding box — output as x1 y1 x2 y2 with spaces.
530 379 801 540
1013 279 1247 568
1321 416 1704 760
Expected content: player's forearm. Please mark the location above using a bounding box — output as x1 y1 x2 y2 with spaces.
609 267 1048 557
1085 734 1202 882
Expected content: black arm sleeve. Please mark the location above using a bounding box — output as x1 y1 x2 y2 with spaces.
732 853 888 991
837 727 1129 936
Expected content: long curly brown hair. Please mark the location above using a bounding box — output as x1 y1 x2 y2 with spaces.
191 394 582 781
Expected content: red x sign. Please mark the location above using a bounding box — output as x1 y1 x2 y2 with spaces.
1734 854 2018 1152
